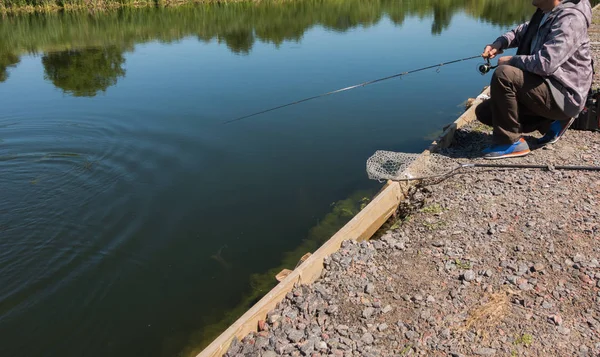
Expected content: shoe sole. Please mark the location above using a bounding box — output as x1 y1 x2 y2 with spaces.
483 149 531 160
544 117 575 145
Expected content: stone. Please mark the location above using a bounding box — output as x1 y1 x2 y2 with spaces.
532 263 545 272
287 329 305 343
361 333 374 345
382 305 393 314
364 283 375 295
463 270 476 282
268 314 281 324
262 352 278 357
473 347 496 356
362 307 375 319
405 331 419 340
549 314 563 326
378 323 388 332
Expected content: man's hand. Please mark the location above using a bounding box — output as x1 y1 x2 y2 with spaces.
498 56 513 66
482 43 504 59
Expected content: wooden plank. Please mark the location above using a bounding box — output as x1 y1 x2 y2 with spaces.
197 86 490 357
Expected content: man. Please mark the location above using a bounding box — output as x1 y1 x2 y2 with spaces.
477 0 593 159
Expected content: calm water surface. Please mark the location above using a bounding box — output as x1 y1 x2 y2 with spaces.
0 1 535 356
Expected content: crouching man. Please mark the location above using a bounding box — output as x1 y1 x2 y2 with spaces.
477 0 593 160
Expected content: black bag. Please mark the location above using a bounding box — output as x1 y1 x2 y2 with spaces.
572 59 599 131
571 88 600 131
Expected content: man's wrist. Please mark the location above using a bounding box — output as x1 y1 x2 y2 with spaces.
492 39 505 50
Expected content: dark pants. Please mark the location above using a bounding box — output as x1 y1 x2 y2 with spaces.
476 65 571 144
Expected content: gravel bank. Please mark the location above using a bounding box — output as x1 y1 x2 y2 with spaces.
224 10 600 357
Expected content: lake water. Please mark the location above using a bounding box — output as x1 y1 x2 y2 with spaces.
0 1 538 356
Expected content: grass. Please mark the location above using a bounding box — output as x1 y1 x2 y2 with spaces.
420 203 445 214
422 221 446 231
454 258 471 269
514 333 533 347
463 290 512 339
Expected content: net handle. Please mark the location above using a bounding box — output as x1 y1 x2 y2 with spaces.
470 163 600 171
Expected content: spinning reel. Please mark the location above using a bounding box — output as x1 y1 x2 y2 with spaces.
477 58 498 75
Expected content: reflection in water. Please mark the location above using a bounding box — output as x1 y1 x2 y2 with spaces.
0 52 19 82
42 47 126 97
0 0 537 94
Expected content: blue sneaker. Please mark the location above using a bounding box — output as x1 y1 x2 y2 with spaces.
482 137 530 160
537 117 575 145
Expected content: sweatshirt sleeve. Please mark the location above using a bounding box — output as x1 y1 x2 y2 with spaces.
493 22 530 50
509 12 585 76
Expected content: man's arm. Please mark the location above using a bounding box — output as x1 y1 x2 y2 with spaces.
494 22 530 50
509 12 586 76
482 22 529 58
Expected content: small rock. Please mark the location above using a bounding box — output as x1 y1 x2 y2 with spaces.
362 307 375 319
549 314 563 326
262 351 278 357
519 283 532 291
463 270 476 282
557 326 571 335
268 314 281 324
432 241 445 247
327 305 339 314
378 323 388 332
542 301 553 309
299 339 315 354
440 328 451 339
574 254 585 263
255 336 269 349
532 263 545 272
317 341 327 351
405 331 419 340
287 329 305 343
361 333 374 345
473 347 496 356
484 269 493 277
365 283 375 295
382 305 393 314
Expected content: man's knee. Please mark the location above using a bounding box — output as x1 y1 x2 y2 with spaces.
491 64 521 85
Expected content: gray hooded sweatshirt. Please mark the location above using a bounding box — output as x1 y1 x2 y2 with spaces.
493 0 593 118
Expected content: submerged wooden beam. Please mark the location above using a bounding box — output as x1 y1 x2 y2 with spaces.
197 86 490 357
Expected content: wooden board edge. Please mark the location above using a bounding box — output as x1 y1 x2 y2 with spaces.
196 86 491 357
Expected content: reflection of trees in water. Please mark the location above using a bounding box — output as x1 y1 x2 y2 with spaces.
0 52 20 83
42 47 126 97
1 0 537 93
2 0 536 57
219 30 255 54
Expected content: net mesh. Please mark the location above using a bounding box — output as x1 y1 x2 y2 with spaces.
366 150 458 181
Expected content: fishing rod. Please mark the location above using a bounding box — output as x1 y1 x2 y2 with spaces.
225 54 485 124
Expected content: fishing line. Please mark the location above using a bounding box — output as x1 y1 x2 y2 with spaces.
224 54 483 124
